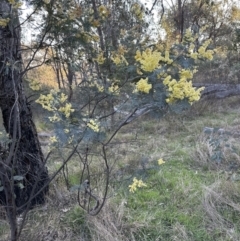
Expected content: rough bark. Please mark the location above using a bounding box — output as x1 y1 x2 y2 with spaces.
174 0 185 42
0 0 49 215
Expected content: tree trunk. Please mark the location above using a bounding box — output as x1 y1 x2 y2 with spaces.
67 62 74 102
0 0 49 218
174 0 184 42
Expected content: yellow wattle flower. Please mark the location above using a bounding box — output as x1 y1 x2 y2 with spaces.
158 158 165 165
163 71 204 104
87 119 100 132
135 78 152 94
129 177 147 193
135 48 162 72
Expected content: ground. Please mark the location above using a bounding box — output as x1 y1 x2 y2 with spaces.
1 97 240 240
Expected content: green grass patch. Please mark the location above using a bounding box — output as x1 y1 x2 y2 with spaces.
121 159 216 240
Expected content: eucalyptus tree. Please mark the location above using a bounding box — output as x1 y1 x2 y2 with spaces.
0 0 49 240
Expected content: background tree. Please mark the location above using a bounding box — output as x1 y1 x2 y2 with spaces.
157 0 240 86
160 0 235 44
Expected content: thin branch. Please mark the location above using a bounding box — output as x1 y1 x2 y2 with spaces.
149 0 158 14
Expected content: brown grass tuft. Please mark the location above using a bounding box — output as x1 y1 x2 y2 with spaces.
86 199 132 241
202 181 240 240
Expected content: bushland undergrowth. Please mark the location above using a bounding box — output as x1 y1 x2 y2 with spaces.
1 97 240 240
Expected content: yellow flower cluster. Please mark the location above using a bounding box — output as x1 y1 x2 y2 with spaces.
59 93 68 103
36 91 74 118
188 39 214 61
183 28 195 43
64 129 69 133
164 51 173 64
135 48 161 72
111 54 128 65
90 34 100 42
158 158 165 165
36 93 55 111
199 25 209 33
98 5 109 18
108 83 120 94
129 177 147 193
8 0 22 8
198 40 214 60
89 80 104 92
0 18 10 27
135 48 173 72
131 3 144 20
231 6 240 21
179 69 194 79
49 135 58 143
59 103 75 118
76 32 91 43
189 52 198 60
27 79 41 91
90 18 100 28
87 119 100 132
118 45 127 55
111 55 121 65
68 6 82 20
135 78 152 94
163 71 205 104
94 51 105 64
111 45 128 65
49 114 60 122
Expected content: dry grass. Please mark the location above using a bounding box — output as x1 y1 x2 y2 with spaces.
2 98 240 240
13 187 130 241
202 180 240 241
17 185 77 241
86 199 129 241
193 125 240 172
171 222 192 241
